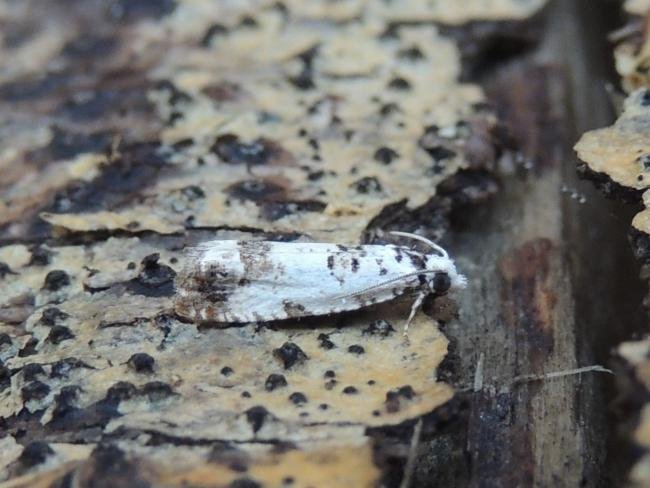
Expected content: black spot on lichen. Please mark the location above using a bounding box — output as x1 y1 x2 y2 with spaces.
273 342 308 369
108 0 177 22
86 443 149 488
260 200 326 221
342 386 358 395
324 370 336 378
226 179 285 202
362 320 396 337
221 366 234 376
29 246 52 266
49 142 169 214
127 353 155 373
317 333 336 350
397 45 425 61
18 337 39 357
348 345 365 355
18 442 54 468
352 176 382 194
398 385 416 399
0 72 72 102
52 385 81 418
127 253 176 297
385 391 401 413
229 478 262 488
142 381 175 402
31 128 112 166
22 380 50 402
265 373 288 391
324 379 337 390
388 77 411 90
22 363 45 381
43 270 70 291
289 392 308 405
46 325 75 345
201 23 229 47
212 134 277 166
245 406 270 433
0 262 16 278
425 145 457 163
288 46 317 90
181 185 205 201
0 366 9 392
384 385 416 413
63 35 116 59
105 381 138 402
50 357 93 378
374 146 399 165
39 307 69 327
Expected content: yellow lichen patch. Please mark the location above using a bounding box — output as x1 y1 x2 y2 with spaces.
0 233 450 483
0 441 380 488
40 210 180 235
156 442 380 488
49 11 491 243
574 90 650 233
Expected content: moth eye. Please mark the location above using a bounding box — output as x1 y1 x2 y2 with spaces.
431 272 451 294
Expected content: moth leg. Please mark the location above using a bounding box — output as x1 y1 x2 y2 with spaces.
403 292 427 336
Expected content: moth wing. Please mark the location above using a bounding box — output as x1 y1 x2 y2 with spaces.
175 240 424 323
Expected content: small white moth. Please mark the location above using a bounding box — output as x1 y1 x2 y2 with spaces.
174 232 466 334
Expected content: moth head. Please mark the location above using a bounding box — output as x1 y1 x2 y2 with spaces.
427 267 467 296
389 231 467 293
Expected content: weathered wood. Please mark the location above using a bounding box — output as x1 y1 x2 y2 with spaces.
416 1 648 486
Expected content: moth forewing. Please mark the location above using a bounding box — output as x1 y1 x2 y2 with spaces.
174 238 465 331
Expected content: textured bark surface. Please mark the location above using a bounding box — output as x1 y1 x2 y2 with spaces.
574 3 650 487
6 0 647 487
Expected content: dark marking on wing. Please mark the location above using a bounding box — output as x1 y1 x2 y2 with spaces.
379 268 388 275
407 251 427 270
238 240 274 278
181 264 232 303
351 258 360 272
394 248 403 262
283 300 306 317
337 245 349 252
327 255 335 270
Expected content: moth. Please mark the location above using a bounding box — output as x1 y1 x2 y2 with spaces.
174 232 466 334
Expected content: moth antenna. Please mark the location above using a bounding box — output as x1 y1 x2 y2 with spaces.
335 269 440 300
389 231 448 259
